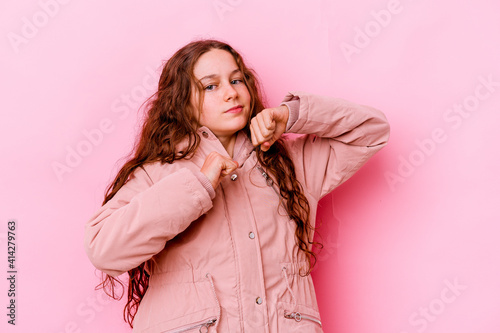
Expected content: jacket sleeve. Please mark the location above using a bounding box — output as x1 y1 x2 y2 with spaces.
84 166 214 277
281 91 390 201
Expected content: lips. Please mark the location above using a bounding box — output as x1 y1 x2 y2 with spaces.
225 105 243 113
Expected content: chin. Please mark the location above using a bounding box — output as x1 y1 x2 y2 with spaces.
236 120 249 132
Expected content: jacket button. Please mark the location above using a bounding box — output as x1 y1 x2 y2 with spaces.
248 232 255 239
202 131 209 138
256 297 263 305
230 174 238 181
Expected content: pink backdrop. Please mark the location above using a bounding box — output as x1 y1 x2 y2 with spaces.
2 0 500 332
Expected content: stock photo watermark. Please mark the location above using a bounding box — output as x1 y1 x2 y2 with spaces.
56 290 112 333
340 0 417 64
6 220 17 325
212 0 244 21
315 233 340 263
385 74 499 192
399 277 467 333
51 66 159 182
7 0 73 54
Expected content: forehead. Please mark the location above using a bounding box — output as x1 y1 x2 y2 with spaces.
193 49 239 79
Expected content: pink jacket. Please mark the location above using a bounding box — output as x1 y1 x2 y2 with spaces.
85 91 390 333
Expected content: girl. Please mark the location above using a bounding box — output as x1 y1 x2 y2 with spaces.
85 39 390 332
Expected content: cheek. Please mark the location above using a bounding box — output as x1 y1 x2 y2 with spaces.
199 100 217 123
201 98 214 115
239 86 251 102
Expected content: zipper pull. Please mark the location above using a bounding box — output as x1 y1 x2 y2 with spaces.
284 312 302 322
199 318 216 333
256 165 274 186
284 311 322 327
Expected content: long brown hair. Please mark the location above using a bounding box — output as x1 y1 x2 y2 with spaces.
97 39 320 327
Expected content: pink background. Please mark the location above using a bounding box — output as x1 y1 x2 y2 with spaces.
2 0 500 332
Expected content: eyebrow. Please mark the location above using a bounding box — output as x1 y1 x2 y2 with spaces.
199 69 241 81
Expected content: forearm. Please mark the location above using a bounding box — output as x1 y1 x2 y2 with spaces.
84 167 213 276
281 91 390 147
281 91 390 199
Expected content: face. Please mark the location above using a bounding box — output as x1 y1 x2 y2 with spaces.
191 49 251 143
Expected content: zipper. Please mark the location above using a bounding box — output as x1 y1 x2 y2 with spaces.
256 165 280 196
164 317 217 333
284 311 322 327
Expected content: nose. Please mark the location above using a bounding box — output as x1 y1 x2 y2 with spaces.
223 82 238 101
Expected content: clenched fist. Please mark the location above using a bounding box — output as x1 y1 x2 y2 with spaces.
250 105 289 152
200 151 239 189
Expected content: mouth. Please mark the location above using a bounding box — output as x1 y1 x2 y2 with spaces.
225 105 243 113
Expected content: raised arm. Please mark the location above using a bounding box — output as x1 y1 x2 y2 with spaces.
281 91 390 200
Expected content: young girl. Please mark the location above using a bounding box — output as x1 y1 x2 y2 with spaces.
85 39 390 333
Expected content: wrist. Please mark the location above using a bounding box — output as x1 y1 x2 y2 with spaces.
277 105 290 125
280 99 299 131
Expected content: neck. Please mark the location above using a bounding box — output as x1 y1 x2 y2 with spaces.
218 133 237 158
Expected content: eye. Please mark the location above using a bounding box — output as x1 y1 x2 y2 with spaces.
231 79 243 85
204 84 216 91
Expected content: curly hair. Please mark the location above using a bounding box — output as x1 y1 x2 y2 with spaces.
96 39 320 327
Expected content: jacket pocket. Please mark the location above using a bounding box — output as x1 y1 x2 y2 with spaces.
160 317 217 333
137 272 221 333
284 310 322 327
277 303 323 333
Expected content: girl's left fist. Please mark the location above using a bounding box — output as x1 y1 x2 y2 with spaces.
250 105 289 151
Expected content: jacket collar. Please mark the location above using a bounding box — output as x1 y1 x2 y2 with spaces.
176 127 254 167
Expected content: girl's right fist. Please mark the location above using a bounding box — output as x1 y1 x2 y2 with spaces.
200 151 239 189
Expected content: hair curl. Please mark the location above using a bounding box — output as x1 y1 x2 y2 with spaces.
96 39 320 328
